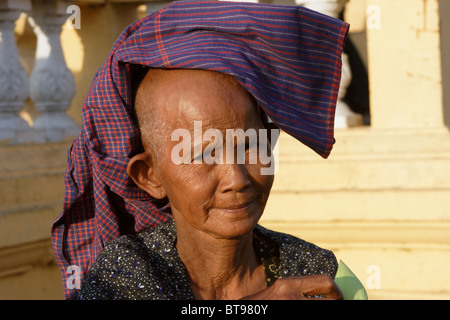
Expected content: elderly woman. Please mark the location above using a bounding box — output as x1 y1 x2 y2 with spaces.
79 68 341 299
52 1 349 300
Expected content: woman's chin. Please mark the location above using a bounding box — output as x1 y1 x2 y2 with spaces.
208 209 263 239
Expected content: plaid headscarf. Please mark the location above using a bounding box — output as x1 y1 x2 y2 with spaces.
52 0 349 299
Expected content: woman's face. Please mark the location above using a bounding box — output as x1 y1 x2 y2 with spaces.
139 69 275 240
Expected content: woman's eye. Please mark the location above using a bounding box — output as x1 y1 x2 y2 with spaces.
191 152 202 163
191 144 218 163
202 144 218 163
193 155 201 161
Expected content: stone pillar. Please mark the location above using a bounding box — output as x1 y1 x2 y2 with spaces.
296 0 363 129
27 0 80 142
366 0 444 130
0 0 41 143
262 1 450 300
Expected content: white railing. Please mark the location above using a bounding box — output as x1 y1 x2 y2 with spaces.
0 0 358 145
28 0 80 142
0 0 36 143
0 0 79 144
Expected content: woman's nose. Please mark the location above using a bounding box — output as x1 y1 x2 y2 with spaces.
218 162 252 193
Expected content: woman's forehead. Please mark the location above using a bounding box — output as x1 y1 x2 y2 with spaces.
140 68 260 129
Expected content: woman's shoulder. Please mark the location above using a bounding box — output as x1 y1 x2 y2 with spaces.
92 218 176 261
255 224 339 278
79 219 192 299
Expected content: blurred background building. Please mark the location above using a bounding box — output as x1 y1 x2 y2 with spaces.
0 0 449 299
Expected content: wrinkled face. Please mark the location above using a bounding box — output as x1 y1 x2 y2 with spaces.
135 69 275 240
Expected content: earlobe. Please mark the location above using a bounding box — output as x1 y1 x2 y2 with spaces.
126 152 167 199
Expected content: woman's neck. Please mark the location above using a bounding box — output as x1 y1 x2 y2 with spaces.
175 222 266 300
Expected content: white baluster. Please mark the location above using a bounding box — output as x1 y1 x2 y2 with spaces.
0 0 43 143
28 0 79 142
296 0 363 128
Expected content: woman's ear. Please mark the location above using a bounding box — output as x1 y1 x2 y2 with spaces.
126 152 167 199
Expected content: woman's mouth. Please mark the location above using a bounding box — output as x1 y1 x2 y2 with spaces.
219 199 255 213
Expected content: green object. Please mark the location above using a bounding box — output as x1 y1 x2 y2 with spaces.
334 260 368 300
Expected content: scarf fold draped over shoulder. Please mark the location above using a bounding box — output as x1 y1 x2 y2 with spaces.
52 0 349 299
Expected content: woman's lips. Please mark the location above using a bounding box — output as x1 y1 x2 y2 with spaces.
219 199 255 213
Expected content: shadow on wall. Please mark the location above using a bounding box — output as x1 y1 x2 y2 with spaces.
440 0 450 129
339 10 371 126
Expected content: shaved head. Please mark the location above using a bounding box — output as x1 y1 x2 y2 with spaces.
133 68 253 161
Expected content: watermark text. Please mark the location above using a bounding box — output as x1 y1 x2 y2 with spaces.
170 121 279 175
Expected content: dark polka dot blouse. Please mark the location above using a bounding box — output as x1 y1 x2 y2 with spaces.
79 219 338 300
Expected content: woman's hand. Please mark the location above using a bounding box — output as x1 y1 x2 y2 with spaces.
241 275 343 300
